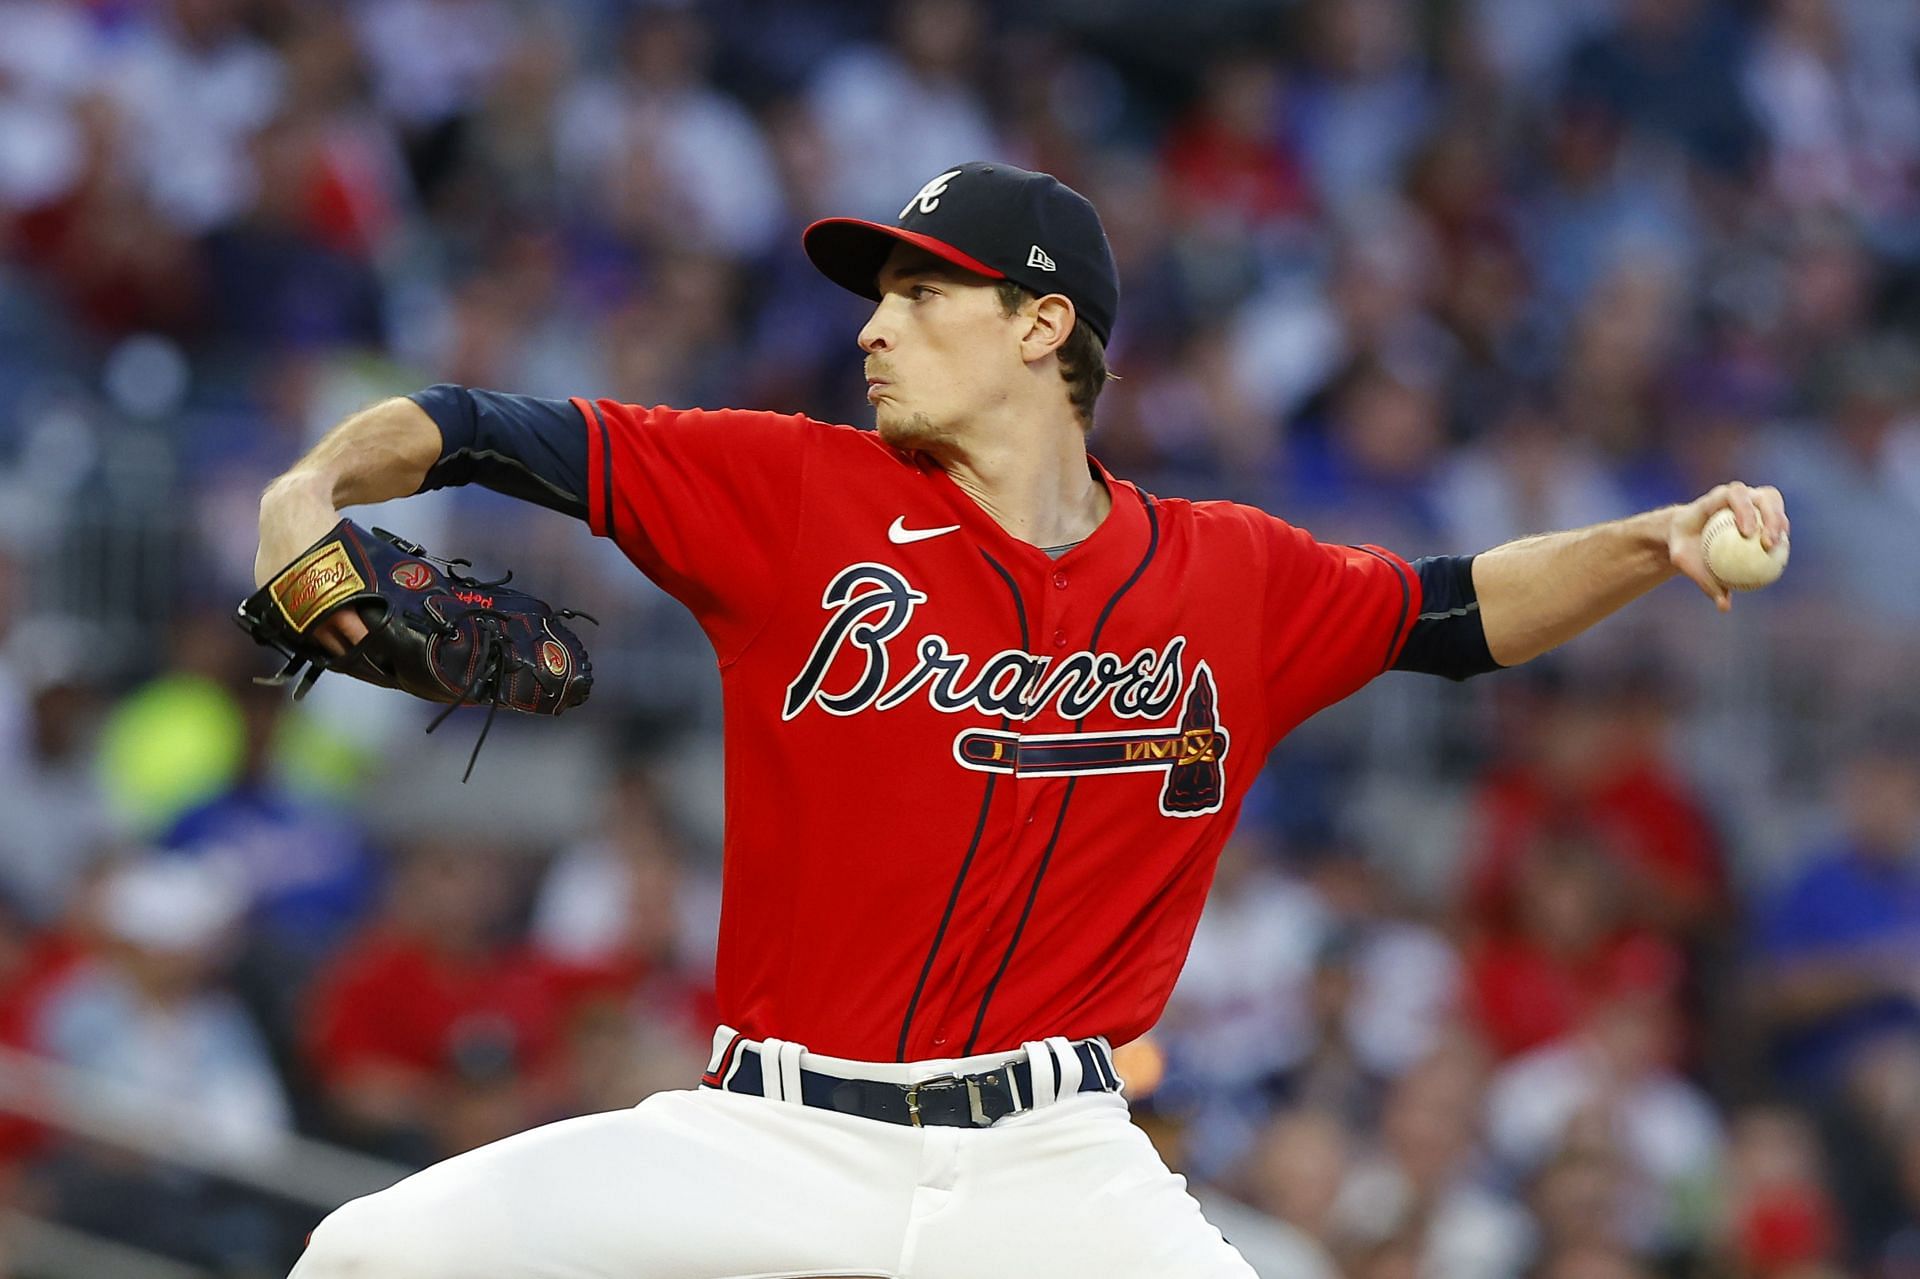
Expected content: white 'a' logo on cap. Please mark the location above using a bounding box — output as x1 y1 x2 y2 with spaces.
902 169 963 219
1027 245 1057 271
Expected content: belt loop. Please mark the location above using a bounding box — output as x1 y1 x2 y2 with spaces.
1022 1039 1058 1107
1092 1037 1121 1092
778 1040 805 1105
706 1026 738 1075
1045 1035 1082 1098
761 1038 789 1102
752 1037 775 1098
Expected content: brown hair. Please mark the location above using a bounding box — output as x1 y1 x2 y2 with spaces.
994 281 1111 429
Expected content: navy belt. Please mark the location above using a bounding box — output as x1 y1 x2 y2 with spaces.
702 1037 1121 1128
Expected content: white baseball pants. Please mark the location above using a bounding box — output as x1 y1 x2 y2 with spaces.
289 1032 1255 1278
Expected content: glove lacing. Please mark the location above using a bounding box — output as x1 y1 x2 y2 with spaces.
420 561 597 782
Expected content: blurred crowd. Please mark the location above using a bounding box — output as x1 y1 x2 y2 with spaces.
3 0 1920 1275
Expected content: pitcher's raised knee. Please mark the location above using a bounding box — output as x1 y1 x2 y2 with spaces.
289 1189 454 1279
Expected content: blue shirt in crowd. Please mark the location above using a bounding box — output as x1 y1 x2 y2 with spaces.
1759 842 1920 1087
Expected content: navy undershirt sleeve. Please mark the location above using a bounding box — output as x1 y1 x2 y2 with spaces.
410 383 589 520
1392 554 1501 680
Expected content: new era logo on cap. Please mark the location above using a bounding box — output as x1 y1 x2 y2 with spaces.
802 161 1120 345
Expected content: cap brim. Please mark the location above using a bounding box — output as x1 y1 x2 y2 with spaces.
802 218 1006 300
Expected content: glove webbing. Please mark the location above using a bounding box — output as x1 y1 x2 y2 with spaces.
255 547 596 782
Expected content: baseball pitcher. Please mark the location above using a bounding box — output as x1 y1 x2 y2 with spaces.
251 162 1788 1277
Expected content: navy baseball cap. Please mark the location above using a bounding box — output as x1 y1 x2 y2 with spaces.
804 161 1120 345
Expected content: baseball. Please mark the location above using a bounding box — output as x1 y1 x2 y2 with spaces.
1701 508 1788 590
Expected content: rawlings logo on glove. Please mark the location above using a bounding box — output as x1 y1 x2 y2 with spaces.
236 519 594 780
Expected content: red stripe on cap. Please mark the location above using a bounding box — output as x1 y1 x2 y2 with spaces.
804 218 1007 283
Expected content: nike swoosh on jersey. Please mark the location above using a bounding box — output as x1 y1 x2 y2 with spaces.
888 517 962 545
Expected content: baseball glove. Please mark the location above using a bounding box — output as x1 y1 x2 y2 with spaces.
236 519 594 780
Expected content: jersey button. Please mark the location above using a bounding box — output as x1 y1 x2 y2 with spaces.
1052 571 1068 590
1052 629 1067 649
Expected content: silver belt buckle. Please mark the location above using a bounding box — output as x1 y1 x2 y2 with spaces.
904 1073 989 1128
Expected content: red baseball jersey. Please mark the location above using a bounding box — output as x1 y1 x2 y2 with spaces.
578 401 1420 1061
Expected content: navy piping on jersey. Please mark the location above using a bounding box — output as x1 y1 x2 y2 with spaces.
590 401 616 543
961 498 1161 1055
1350 545 1415 673
894 548 1030 1061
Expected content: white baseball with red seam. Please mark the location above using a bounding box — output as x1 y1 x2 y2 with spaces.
1701 508 1788 590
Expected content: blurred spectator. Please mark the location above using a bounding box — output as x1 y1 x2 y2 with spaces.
1558 252 1691 498
1279 355 1448 546
1281 926 1393 1123
1229 203 1446 430
1518 92 1694 314
1228 1108 1349 1279
0 2 96 211
1290 0 1433 213
1527 1143 1638 1264
1336 1036 1535 1279
1142 323 1274 487
1436 391 1631 552
1561 0 1759 176
1462 665 1727 949
33 855 291 1270
1757 336 1920 624
163 681 379 958
0 889 86 1169
105 0 286 233
303 840 557 1162
1162 838 1457 1176
93 613 251 837
551 993 710 1124
0 671 117 923
1741 0 1920 231
1463 0 1618 100
36 856 286 1155
1466 824 1680 1059
1485 967 1722 1255
8 92 207 338
1713 1107 1841 1279
161 679 381 1090
556 7 783 259
807 0 1001 218
1757 729 1920 1090
197 113 388 350
1157 833 1331 1172
352 0 515 134
1281 852 1461 1113
1159 53 1314 247
738 96 873 414
530 757 717 1037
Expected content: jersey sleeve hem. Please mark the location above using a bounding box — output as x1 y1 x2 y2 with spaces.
576 396 614 541
1352 545 1422 673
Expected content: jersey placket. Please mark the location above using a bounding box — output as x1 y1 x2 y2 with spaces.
911 556 1086 1057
